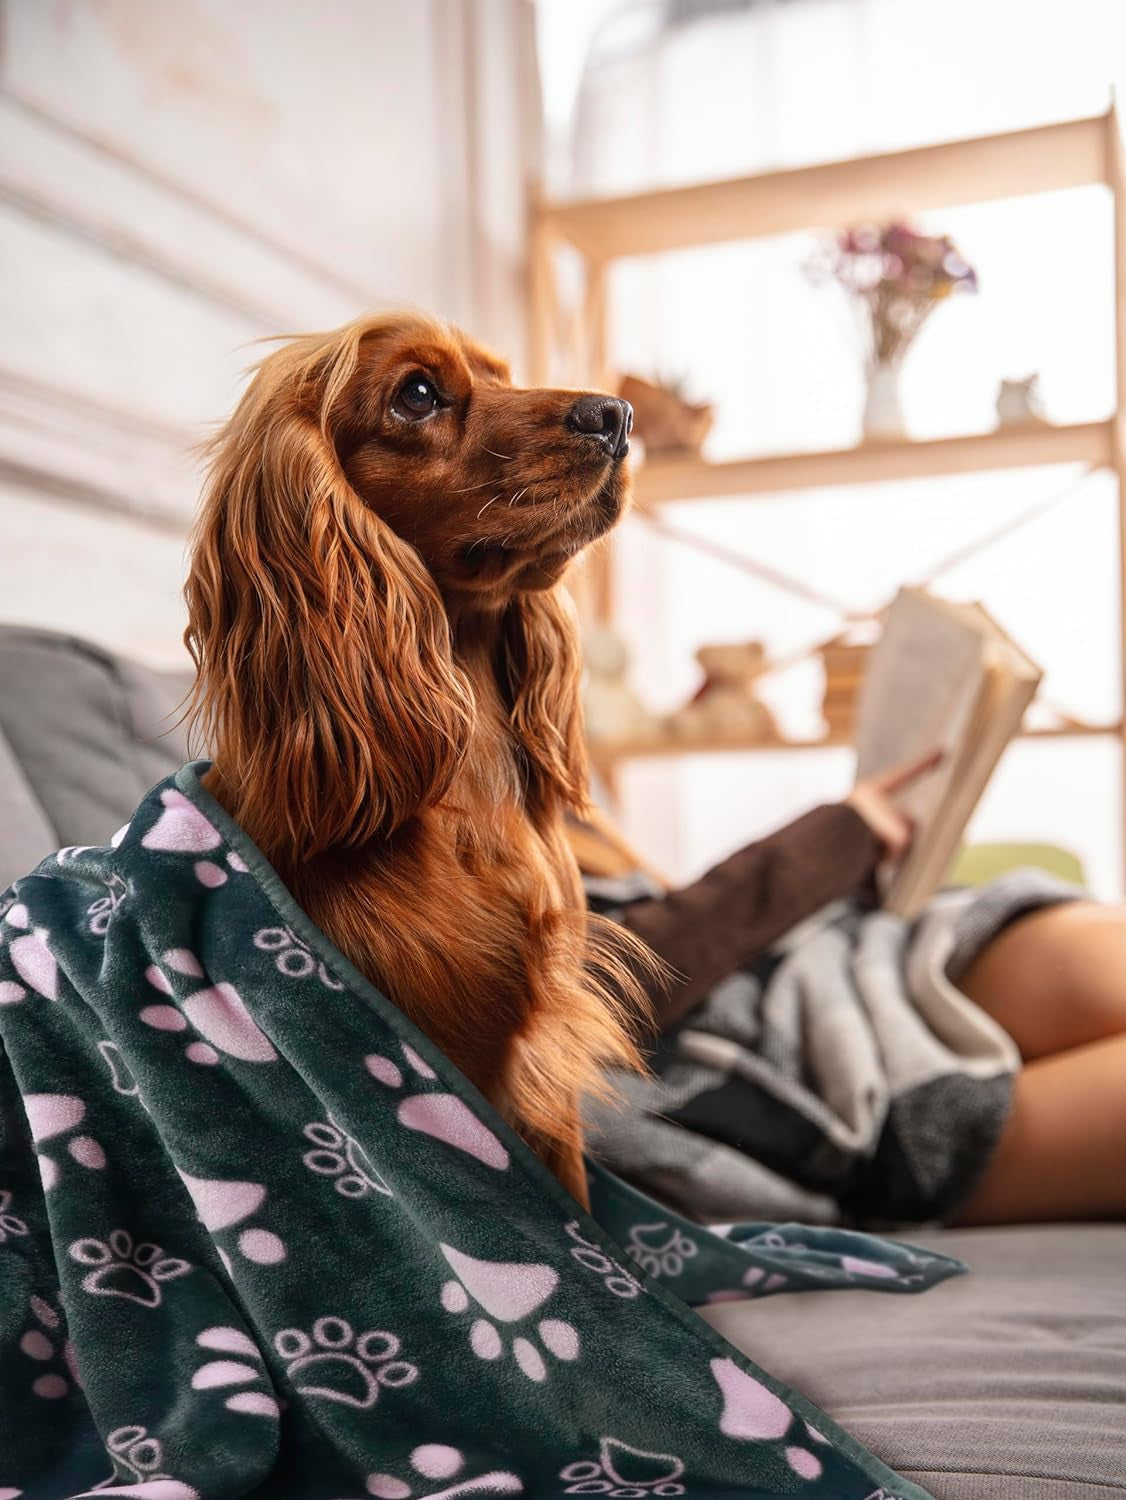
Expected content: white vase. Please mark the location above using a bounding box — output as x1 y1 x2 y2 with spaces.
862 362 905 441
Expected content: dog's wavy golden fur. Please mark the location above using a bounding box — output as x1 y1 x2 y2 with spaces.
183 313 655 1204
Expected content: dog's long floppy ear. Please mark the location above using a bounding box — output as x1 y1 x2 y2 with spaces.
499 586 588 814
184 337 474 862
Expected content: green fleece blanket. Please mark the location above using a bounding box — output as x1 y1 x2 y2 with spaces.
0 764 961 1500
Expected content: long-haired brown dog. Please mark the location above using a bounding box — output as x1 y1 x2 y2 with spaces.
183 313 654 1206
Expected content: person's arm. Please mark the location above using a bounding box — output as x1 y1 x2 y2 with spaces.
614 752 942 1032
617 803 882 1031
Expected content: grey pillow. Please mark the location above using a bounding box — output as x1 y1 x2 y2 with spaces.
0 626 192 853
0 719 58 890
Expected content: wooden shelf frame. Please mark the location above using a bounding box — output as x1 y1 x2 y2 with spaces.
634 419 1112 505
588 722 1124 767
530 108 1126 855
537 115 1110 263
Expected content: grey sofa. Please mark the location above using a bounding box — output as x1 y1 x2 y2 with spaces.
1 623 1124 1499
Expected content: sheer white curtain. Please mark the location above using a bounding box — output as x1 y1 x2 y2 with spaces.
542 0 1125 893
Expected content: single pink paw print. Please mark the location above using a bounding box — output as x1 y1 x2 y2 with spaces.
438 1243 580 1384
364 1046 509 1171
302 1120 391 1198
0 1188 29 1245
104 1424 176 1485
560 1437 686 1497
192 1325 280 1420
19 1296 77 1400
141 949 277 1067
366 1445 523 1498
69 1229 191 1309
625 1222 698 1280
23 1093 106 1193
253 926 343 988
2 903 57 1001
564 1222 642 1300
274 1317 417 1409
84 873 128 936
710 1358 825 1480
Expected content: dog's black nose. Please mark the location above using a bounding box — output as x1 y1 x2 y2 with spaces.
567 395 632 460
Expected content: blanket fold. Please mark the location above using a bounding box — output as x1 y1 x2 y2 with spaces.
0 764 960 1500
584 870 1076 1227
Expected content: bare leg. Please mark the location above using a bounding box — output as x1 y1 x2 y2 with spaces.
959 901 1126 1060
953 901 1126 1224
954 1034 1126 1223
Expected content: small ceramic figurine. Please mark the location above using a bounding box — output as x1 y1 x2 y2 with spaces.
818 632 873 740
666 641 779 742
582 625 660 745
618 373 714 456
996 375 1046 428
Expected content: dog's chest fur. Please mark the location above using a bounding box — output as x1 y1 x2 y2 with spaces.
290 665 590 1134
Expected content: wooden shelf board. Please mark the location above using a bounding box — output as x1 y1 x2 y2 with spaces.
588 722 1122 764
632 420 1112 504
541 115 1109 260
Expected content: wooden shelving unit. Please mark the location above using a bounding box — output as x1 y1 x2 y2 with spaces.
633 420 1112 505
537 115 1109 261
588 721 1123 770
529 107 1126 846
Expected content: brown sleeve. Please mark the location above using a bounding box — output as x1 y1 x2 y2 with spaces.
617 803 883 1032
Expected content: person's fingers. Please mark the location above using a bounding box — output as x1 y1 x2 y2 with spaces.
846 786 915 857
883 811 915 859
875 748 943 793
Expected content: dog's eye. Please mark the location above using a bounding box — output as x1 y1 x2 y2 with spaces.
394 375 442 420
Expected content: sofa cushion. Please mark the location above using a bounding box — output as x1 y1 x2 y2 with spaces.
0 626 191 855
0 719 59 890
703 1222 1126 1498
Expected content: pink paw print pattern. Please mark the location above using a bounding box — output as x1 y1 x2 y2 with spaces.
302 1120 391 1198
438 1244 580 1384
93 1423 201 1499
191 1326 279 1420
560 1439 686 1497
98 1040 141 1100
0 1188 29 1244
710 1358 825 1481
624 1223 698 1280
142 949 277 1067
19 1295 78 1401
700 1260 788 1305
274 1317 417 1410
176 1171 287 1269
23 1094 106 1192
363 1047 509 1171
2 902 57 1003
84 873 128 936
366 1446 523 1499
139 787 245 891
69 1230 192 1309
253 926 344 989
69 1450 201 1500
739 1267 788 1295
563 1223 643 1300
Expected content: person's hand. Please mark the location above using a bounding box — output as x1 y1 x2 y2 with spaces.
844 750 943 861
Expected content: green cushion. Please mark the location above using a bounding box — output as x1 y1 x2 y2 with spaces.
950 842 1085 889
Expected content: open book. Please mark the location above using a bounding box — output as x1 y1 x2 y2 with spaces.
854 587 1042 918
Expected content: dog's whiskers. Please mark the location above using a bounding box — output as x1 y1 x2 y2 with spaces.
476 496 500 519
482 447 514 461
508 487 528 508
